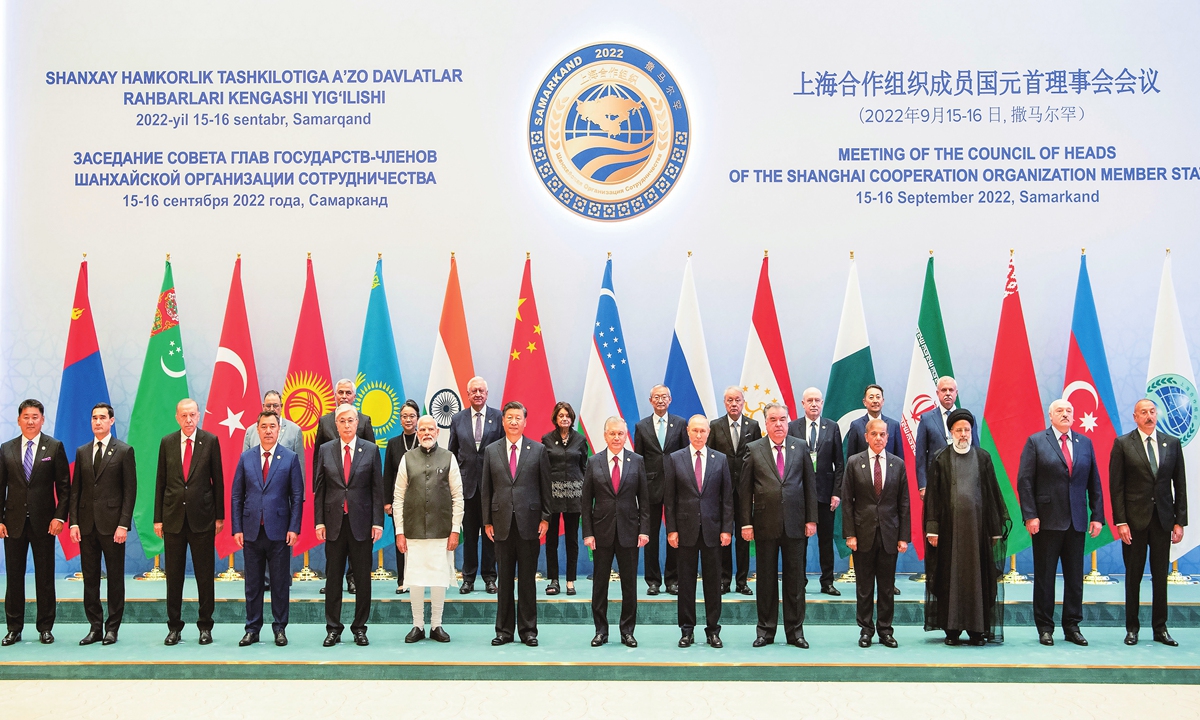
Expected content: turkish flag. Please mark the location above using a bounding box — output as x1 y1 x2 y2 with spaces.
501 256 557 440
201 258 262 558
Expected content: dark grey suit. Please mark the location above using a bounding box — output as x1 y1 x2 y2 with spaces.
665 446 734 636
708 414 760 587
842 450 909 636
633 412 687 589
313 410 374 584
580 449 649 638
70 437 136 635
448 406 503 585
788 415 844 588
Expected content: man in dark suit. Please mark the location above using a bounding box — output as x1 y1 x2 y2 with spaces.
845 385 903 458
70 403 136 646
708 386 760 595
581 417 649 647
447 376 503 594
1111 398 1188 647
313 378 375 595
0 399 70 646
482 401 550 647
314 404 385 647
788 387 845 595
914 377 979 497
232 411 305 647
633 384 688 595
154 398 224 646
842 418 910 648
740 402 817 648
666 416 734 648
1017 399 1104 647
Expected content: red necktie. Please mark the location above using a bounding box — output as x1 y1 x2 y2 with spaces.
1060 433 1072 475
262 450 270 485
775 444 785 477
343 444 352 514
509 443 518 477
873 454 883 498
694 450 704 492
611 456 621 493
182 438 192 482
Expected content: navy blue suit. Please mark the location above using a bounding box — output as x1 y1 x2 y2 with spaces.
914 407 980 490
844 414 903 460
788 416 844 588
232 444 305 635
447 405 503 586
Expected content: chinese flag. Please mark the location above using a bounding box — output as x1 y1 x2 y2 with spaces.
282 257 335 555
501 256 557 440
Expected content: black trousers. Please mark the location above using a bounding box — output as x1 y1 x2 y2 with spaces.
643 501 677 587
754 534 808 642
544 512 580 581
1031 527 1085 634
591 543 639 637
3 525 57 633
79 527 126 633
816 501 836 588
722 491 751 587
164 517 215 633
852 530 897 636
323 514 373 634
243 531 292 634
461 493 496 584
494 518 539 640
1123 515 1171 634
677 538 723 635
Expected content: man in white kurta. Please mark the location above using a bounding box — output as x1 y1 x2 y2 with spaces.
394 416 464 643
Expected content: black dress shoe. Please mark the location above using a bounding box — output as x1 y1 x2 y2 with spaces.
405 627 425 643
430 627 451 643
967 636 987 647
396 587 408 595
736 584 753 596
566 585 577 596
323 632 341 647
274 632 288 647
647 584 660 596
945 634 961 646
347 576 357 595
198 630 213 645
720 582 731 594
80 630 102 646
546 580 560 595
101 631 118 645
319 587 326 594
485 580 498 594
679 633 694 648
752 636 773 648
880 635 898 648
707 633 723 649
1124 631 1138 645
1039 631 1054 646
789 635 809 649
239 632 259 647
1155 631 1178 647
39 631 54 645
591 633 608 647
523 636 539 647
893 586 901 595
492 635 513 646
620 634 637 648
459 582 474 594
1064 631 1088 646
164 631 181 646
666 583 679 596
353 630 369 646
821 585 841 596
858 634 872 648
1 631 20 647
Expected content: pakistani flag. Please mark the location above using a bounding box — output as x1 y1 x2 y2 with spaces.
128 260 191 559
355 257 406 551
824 256 876 558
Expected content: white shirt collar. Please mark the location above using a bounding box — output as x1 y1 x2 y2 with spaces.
261 442 277 456
93 433 111 448
22 434 41 449
607 448 623 464
340 437 357 453
1138 428 1157 444
181 431 196 443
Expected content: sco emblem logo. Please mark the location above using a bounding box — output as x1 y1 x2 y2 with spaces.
528 43 690 221
1147 374 1199 446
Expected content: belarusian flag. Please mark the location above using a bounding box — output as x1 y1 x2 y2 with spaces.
825 255 877 558
282 257 335 556
980 255 1045 556
1146 251 1200 562
738 253 796 425
501 256 556 439
898 254 956 561
424 254 475 448
1063 252 1120 553
202 257 262 559
127 259 191 559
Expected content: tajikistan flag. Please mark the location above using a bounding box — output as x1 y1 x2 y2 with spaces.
738 253 796 425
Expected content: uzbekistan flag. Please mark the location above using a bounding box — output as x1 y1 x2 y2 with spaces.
579 257 639 452
663 255 718 421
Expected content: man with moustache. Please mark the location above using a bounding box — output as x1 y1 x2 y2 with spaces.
788 387 845 596
707 386 760 595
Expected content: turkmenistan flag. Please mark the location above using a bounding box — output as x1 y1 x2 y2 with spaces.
825 255 876 558
980 255 1045 557
127 260 191 559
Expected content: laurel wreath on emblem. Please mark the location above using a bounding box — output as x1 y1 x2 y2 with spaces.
429 389 462 429
1147 373 1199 446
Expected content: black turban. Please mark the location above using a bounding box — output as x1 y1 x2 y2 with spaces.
946 407 975 430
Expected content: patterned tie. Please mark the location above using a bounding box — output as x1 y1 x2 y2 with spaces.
182 438 193 482
23 439 34 482
1060 433 1072 475
474 412 483 446
611 456 621 493
263 450 271 485
943 410 951 441
343 444 352 514
775 444 785 477
808 421 817 449
93 441 104 476
694 450 704 492
657 416 667 448
1147 436 1158 476
873 454 883 498
509 442 518 477
730 421 739 451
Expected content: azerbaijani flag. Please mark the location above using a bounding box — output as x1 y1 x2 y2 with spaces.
663 255 718 421
579 257 639 452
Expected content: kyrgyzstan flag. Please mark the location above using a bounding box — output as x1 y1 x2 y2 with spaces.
53 259 113 561
501 254 557 440
201 257 262 558
282 256 335 555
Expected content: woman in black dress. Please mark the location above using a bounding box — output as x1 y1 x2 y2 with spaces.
540 401 588 595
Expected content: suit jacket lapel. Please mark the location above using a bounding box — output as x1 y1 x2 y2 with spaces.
1048 429 1070 473
94 442 114 481
261 447 281 489
187 435 203 480
1133 431 1156 476
782 440 798 483
511 440 530 483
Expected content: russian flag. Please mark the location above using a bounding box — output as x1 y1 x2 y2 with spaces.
53 259 113 561
663 255 717 420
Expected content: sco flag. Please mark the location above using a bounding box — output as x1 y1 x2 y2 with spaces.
579 258 639 451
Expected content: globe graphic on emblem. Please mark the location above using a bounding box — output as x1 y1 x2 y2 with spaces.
1154 384 1193 438
565 83 655 184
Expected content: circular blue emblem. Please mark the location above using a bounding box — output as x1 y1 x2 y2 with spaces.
1147 373 1199 445
528 43 690 221
429 388 462 431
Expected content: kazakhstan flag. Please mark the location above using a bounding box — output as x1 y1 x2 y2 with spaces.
355 257 406 550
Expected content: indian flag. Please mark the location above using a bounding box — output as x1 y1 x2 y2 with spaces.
424 254 476 448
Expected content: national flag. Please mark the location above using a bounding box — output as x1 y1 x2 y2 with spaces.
663 255 718 421
424 254 475 448
739 253 796 425
898 254 956 561
53 259 112 560
127 259 191 559
1063 252 1121 553
1145 251 1200 561
825 255 877 558
579 257 639 452
282 257 335 556
355 257 407 550
979 255 1045 556
501 256 556 439
202 258 262 559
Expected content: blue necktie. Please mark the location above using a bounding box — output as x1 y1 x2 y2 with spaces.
657 417 666 447
23 439 34 482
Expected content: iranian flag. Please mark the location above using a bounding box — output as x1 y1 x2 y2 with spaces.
423 254 476 447
738 254 796 425
980 255 1045 557
899 254 956 561
501 256 556 438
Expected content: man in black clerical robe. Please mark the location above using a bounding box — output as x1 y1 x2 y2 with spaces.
923 408 1011 646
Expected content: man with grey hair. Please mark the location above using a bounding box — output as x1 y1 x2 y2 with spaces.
788 387 844 596
447 376 503 594
313 378 374 595
243 390 305 458
634 385 688 595
914 377 979 497
708 386 759 595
